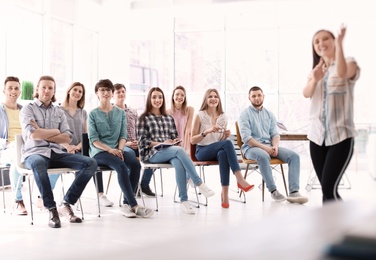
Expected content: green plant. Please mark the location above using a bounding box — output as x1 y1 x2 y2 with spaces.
21 81 34 100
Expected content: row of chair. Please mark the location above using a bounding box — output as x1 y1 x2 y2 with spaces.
11 121 288 225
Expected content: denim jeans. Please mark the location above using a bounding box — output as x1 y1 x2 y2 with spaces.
123 146 154 188
148 145 202 202
196 140 241 186
24 151 97 209
244 146 300 193
94 150 140 207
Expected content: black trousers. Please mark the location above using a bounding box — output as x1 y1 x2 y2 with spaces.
310 138 354 203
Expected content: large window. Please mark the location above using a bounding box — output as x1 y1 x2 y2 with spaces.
129 0 376 135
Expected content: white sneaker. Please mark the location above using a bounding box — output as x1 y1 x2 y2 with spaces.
180 201 196 215
99 194 114 207
271 190 286 202
198 183 215 197
121 204 136 218
134 205 154 218
287 192 308 204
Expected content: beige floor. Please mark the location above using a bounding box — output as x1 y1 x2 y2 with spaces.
0 151 375 260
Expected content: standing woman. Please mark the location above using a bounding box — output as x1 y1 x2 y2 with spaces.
88 79 153 218
303 25 360 202
60 82 113 207
167 85 194 154
191 89 254 208
137 87 215 215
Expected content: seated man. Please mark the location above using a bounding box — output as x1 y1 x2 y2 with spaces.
238 86 308 204
20 75 97 228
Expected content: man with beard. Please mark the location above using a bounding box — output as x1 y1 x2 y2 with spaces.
238 86 308 204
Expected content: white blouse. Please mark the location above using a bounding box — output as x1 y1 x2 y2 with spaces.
197 110 227 146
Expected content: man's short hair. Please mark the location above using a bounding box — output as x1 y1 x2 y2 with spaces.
248 86 263 95
4 76 20 86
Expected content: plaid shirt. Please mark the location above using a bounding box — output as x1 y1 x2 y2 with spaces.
124 105 138 141
137 113 178 162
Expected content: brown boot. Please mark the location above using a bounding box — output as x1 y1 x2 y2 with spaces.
14 200 28 215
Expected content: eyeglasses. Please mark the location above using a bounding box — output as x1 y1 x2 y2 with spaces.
98 88 112 93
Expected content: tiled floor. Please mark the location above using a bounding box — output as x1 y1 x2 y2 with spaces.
0 151 375 259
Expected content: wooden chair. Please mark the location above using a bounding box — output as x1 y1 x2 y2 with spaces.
235 122 288 202
15 134 84 225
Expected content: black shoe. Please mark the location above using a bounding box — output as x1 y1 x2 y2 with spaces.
58 203 82 223
49 208 61 228
141 185 155 197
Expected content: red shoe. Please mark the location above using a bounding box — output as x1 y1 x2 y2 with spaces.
221 193 229 208
237 182 255 193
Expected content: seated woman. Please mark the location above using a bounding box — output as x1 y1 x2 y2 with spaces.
60 81 113 207
88 79 153 218
137 87 215 215
191 88 254 209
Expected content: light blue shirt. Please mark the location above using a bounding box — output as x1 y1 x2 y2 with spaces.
88 106 127 158
238 104 279 155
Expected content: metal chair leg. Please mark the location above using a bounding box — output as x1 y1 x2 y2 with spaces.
94 171 101 217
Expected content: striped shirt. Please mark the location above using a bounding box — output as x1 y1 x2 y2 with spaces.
307 57 360 146
137 113 178 162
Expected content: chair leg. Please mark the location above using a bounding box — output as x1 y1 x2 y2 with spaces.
105 171 113 195
201 166 208 206
280 165 288 196
159 168 163 197
94 171 101 217
1 169 5 213
152 170 159 211
27 176 34 225
262 179 265 202
239 165 250 203
77 197 84 220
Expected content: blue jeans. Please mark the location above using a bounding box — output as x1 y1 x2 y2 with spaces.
196 140 240 186
148 146 202 202
24 151 97 209
244 146 300 193
94 150 140 207
123 146 154 188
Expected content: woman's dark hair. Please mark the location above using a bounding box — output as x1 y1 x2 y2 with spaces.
139 87 167 122
312 29 335 69
34 75 57 102
95 79 114 93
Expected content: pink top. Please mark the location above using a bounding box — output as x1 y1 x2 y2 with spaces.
167 108 190 154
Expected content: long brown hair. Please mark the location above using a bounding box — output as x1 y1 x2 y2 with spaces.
170 85 188 114
199 88 224 114
139 87 167 122
62 82 86 108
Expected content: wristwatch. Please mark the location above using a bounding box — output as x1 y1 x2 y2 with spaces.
201 132 207 137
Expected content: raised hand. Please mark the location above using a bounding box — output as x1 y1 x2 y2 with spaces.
335 24 347 48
